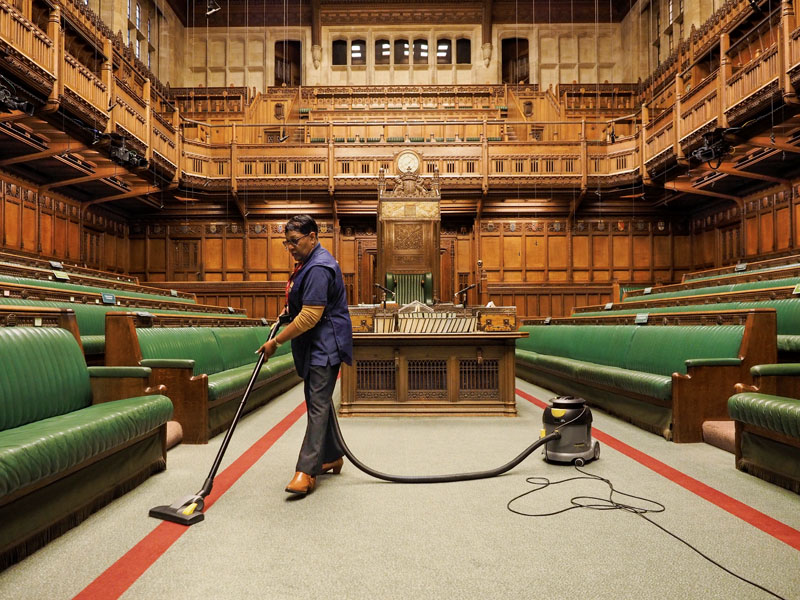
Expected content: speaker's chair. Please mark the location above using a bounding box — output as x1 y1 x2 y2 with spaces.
386 272 433 305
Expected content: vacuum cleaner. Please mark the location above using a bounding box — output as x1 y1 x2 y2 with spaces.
150 318 596 523
541 396 600 466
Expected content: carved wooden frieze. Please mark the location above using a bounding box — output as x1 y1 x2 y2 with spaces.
394 224 423 251
381 200 439 220
248 223 268 235
172 224 203 236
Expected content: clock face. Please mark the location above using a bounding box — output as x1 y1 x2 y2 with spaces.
397 151 420 173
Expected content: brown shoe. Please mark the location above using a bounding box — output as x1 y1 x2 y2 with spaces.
285 471 316 495
321 458 344 475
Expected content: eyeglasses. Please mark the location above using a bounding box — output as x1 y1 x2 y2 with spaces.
282 233 310 248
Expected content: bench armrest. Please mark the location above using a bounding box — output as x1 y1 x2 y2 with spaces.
685 358 742 368
140 358 196 370
87 366 152 378
90 366 160 404
750 364 800 377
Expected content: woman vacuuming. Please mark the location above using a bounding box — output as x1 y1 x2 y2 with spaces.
259 215 353 496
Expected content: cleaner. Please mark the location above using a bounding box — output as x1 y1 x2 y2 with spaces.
149 322 594 523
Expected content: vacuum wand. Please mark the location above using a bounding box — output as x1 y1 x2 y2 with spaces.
148 316 286 525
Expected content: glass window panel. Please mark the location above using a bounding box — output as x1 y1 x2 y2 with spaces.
436 39 452 64
332 40 347 65
394 39 409 65
375 39 390 65
351 39 366 65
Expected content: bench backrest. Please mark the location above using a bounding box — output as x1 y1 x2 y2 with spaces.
578 299 800 335
211 327 271 370
623 276 800 303
137 327 225 376
135 325 289 376
0 274 196 305
0 327 91 431
518 323 745 376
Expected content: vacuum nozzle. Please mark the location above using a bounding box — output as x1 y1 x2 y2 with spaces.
149 494 206 526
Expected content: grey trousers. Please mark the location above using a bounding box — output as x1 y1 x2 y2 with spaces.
296 363 344 476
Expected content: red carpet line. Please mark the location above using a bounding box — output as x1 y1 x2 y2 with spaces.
72 400 307 600
516 387 800 552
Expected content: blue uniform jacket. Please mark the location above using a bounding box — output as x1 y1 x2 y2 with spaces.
287 243 353 378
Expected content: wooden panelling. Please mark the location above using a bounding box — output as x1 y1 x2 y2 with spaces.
633 236 650 268
548 236 567 269
612 236 629 268
247 237 268 272
225 237 244 271
745 216 759 255
40 216 52 256
777 207 791 250
503 235 522 270
22 205 36 251
5 201 19 248
760 212 775 254
572 235 589 268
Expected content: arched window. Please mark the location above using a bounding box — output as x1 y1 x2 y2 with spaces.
375 39 391 65
456 38 471 64
436 39 452 64
394 39 409 65
351 39 366 66
413 39 428 65
332 40 347 66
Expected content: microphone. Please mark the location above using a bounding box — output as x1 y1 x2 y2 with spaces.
455 283 476 297
374 283 395 297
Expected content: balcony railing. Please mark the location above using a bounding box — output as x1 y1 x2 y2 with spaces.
726 44 779 115
645 107 675 164
680 71 719 143
0 1 53 75
790 27 800 73
63 51 106 112
113 78 148 146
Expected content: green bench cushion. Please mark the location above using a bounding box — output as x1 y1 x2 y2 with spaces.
728 393 800 438
207 355 296 402
517 350 672 401
0 394 172 498
0 327 91 430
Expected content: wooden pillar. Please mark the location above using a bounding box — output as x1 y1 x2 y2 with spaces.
781 0 799 104
719 33 731 128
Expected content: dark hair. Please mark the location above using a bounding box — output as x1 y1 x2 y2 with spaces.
285 214 318 235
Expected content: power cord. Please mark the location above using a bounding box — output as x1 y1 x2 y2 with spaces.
507 465 788 600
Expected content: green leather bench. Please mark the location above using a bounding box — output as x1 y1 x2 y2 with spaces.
0 297 245 360
0 273 196 305
516 309 777 442
0 325 173 569
578 298 800 356
623 275 800 303
105 313 300 444
729 364 800 494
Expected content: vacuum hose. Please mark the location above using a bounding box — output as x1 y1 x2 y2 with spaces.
329 407 561 483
